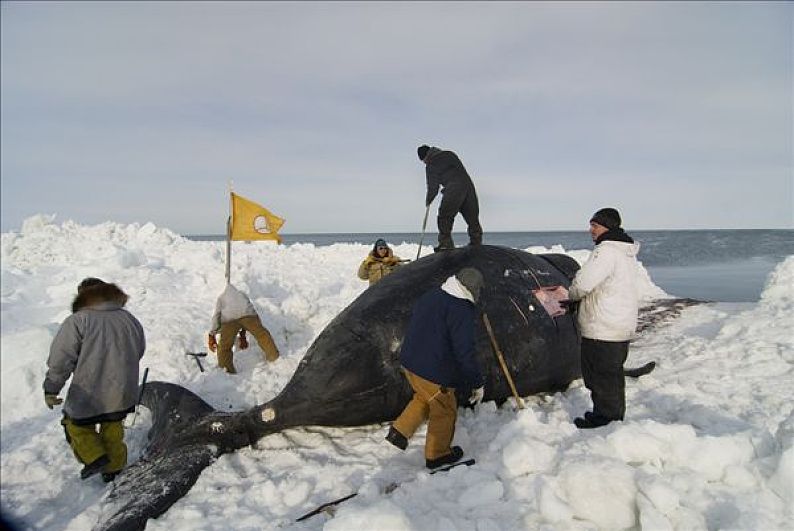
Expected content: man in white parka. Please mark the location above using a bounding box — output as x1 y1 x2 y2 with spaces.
565 207 640 429
208 284 280 374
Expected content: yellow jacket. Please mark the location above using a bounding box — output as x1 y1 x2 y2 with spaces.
357 249 402 285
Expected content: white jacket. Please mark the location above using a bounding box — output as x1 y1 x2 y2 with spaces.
209 284 258 333
568 240 641 341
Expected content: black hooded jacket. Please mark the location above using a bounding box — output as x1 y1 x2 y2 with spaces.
424 147 476 205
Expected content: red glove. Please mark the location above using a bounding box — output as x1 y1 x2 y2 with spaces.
208 333 218 353
238 332 249 350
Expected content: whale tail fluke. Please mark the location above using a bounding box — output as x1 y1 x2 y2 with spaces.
93 443 215 531
93 382 220 531
141 381 216 446
624 361 656 378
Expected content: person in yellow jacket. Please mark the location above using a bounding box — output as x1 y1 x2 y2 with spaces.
357 238 403 285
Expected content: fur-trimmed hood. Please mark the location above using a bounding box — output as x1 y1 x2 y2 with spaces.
72 283 129 313
368 247 394 261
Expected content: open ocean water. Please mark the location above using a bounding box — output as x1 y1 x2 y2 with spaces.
188 230 794 303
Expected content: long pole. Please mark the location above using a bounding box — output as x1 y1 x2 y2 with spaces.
415 204 430 261
225 216 232 283
225 183 233 284
127 367 149 427
482 313 525 410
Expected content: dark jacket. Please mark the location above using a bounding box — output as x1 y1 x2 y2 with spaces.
400 288 483 389
424 147 476 206
44 283 145 421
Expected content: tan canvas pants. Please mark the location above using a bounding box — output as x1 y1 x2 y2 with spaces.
393 369 457 460
218 316 280 373
62 417 127 473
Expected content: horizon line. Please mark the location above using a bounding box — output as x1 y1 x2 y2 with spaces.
183 227 794 237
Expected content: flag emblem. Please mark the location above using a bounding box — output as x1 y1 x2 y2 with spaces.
230 192 285 242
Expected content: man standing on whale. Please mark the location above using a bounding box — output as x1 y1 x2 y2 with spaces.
418 144 483 252
385 267 486 469
564 208 640 429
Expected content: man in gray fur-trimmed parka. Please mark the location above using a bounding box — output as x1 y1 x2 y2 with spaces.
43 277 145 482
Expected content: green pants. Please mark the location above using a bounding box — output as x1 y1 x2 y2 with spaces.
61 417 127 473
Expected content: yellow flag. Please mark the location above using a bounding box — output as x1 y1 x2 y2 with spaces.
229 192 285 243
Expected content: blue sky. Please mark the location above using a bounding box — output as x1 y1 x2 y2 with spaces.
1 1 791 234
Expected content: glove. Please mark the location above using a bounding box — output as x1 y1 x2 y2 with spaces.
207 333 218 353
44 394 63 409
559 299 579 313
469 386 485 406
238 332 249 350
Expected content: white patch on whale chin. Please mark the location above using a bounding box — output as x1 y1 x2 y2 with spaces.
390 338 402 352
261 407 276 422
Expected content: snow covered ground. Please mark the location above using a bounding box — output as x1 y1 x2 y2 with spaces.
1 216 792 530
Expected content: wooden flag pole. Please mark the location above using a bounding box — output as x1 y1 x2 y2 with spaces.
225 216 232 283
225 182 233 284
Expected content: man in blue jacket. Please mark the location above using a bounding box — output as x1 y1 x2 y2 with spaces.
385 267 486 469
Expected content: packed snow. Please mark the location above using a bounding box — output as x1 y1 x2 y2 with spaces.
1 215 792 530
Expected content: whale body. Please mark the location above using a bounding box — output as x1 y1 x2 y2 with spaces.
95 245 676 530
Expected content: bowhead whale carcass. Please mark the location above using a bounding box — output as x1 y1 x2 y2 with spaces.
95 245 669 531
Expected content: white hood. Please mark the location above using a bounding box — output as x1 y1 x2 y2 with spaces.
441 276 474 303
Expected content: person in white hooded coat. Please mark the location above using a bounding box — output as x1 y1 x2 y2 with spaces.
565 208 640 429
207 284 280 374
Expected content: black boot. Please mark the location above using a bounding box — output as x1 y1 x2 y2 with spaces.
102 471 120 483
433 245 455 252
385 426 408 451
435 222 455 252
574 414 612 429
80 455 110 480
426 446 464 469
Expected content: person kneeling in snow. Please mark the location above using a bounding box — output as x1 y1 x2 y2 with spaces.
208 283 280 374
43 278 146 482
357 238 403 286
385 268 485 469
564 208 640 429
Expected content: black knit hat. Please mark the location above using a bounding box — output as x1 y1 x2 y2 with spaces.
455 267 485 302
590 208 622 230
417 145 430 161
